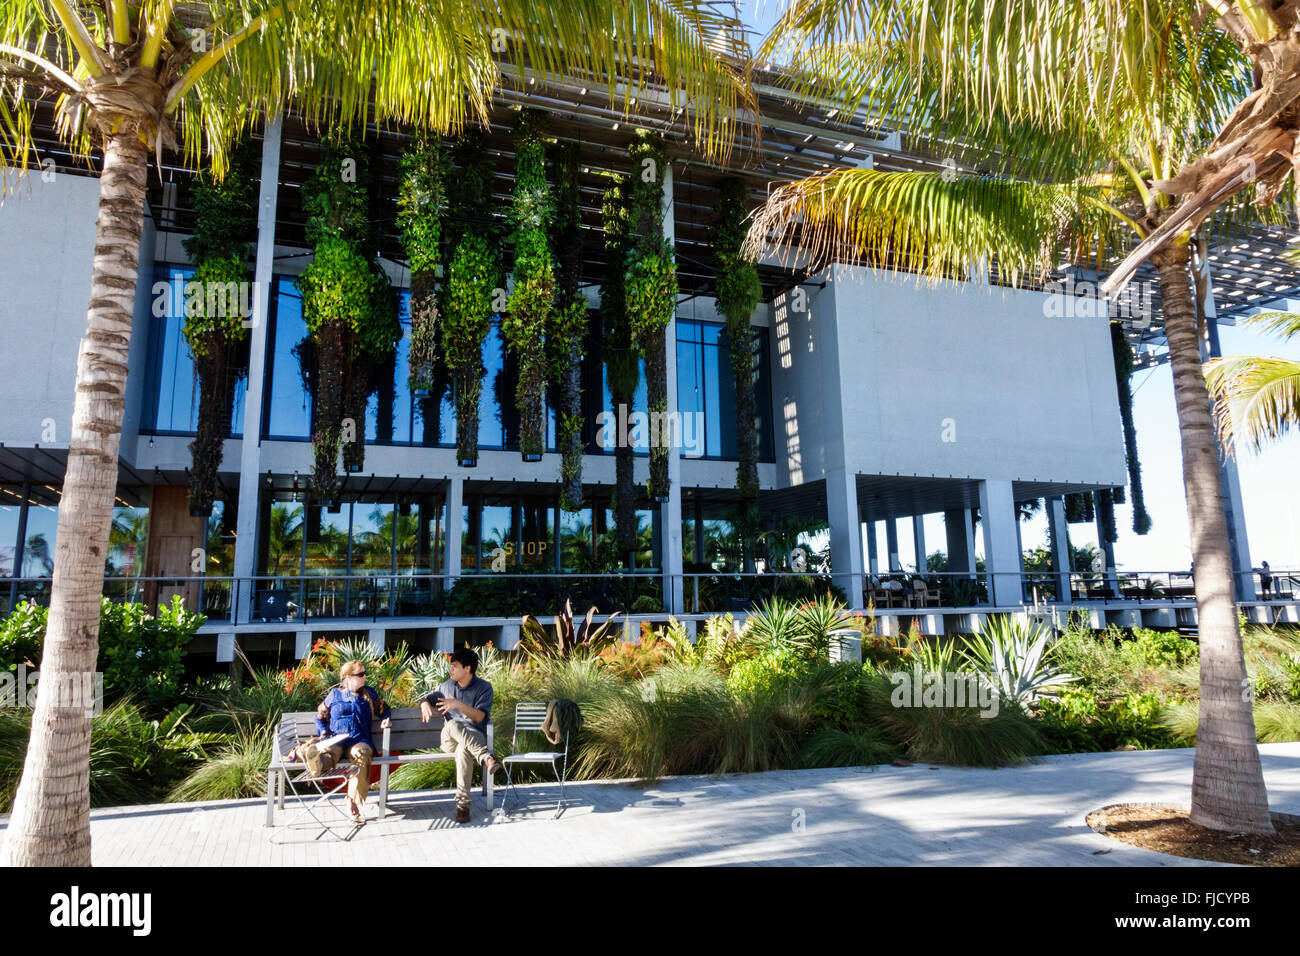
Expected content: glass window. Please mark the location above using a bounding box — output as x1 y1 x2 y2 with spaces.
205 499 237 577
21 504 58 578
107 506 149 577
479 499 515 570
395 496 443 574
560 507 594 571
266 278 312 439
263 500 304 578
594 506 654 568
350 501 396 573
0 495 20 577
146 266 247 436
675 318 774 462
519 498 555 569
304 503 349 576
600 357 649 452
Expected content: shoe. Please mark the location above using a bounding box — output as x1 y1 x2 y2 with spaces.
455 805 471 824
299 741 322 777
484 756 503 777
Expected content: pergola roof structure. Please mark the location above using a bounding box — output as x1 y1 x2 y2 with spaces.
20 62 1300 346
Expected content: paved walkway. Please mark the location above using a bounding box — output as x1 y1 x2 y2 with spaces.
4 744 1299 866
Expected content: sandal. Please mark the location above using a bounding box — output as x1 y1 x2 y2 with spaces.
348 798 365 827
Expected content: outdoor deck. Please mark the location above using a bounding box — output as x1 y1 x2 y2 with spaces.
6 743 1297 867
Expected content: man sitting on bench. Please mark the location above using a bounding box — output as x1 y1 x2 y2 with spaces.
421 647 503 823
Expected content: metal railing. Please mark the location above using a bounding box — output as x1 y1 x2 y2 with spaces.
3 567 1296 623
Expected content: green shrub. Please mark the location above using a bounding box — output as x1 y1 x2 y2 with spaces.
167 718 273 802
1038 689 1171 752
0 601 44 673
725 649 808 697
800 727 897 768
194 668 321 735
1254 701 1300 743
0 700 227 811
1119 628 1199 669
882 701 1042 767
97 596 204 710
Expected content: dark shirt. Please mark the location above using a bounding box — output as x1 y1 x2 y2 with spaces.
315 685 391 751
428 676 493 734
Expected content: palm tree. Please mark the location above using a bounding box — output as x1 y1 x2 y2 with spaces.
1 0 751 865
1206 311 1300 450
748 0 1276 834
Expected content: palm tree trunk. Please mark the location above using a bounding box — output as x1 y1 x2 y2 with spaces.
1154 240 1272 835
4 131 149 866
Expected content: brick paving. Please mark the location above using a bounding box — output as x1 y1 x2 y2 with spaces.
3 743 1298 866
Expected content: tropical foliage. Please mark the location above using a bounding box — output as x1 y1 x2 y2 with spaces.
1206 310 1300 452
550 141 587 510
397 135 447 399
503 108 555 460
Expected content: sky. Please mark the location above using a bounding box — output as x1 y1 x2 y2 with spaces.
737 0 1300 575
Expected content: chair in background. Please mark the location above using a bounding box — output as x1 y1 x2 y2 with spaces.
502 702 571 819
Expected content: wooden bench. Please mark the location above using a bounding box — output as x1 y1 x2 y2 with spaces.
267 707 494 826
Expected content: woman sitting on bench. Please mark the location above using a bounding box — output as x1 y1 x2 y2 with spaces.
295 660 392 825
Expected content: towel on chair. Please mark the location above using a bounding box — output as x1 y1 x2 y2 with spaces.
541 699 583 744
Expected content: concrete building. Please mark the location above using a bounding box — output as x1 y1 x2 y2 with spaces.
1 85 1293 661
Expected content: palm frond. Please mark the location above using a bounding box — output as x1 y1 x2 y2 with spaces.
1205 353 1300 451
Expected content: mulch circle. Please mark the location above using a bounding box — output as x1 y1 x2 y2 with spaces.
1086 804 1300 866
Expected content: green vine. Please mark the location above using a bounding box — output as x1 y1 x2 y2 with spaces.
551 141 587 511
441 132 499 466
626 131 677 501
397 135 446 396
297 135 399 500
601 176 638 559
504 109 554 460
1110 321 1152 534
181 140 258 518
714 178 763 567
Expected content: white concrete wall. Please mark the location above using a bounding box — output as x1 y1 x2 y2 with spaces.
776 265 1126 487
0 172 102 446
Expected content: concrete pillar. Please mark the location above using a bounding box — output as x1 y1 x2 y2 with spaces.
885 518 901 571
944 508 975 575
294 630 312 660
216 632 236 663
444 478 463 578
912 514 927 572
435 627 455 653
827 467 865 607
367 628 385 656
1046 495 1072 604
661 165 685 613
1094 491 1121 596
978 479 1022 607
865 520 879 575
232 117 282 624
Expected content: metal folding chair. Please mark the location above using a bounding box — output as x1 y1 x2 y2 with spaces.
501 702 570 819
268 722 362 843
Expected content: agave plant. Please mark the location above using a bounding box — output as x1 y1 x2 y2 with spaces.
408 652 452 698
962 617 1078 710
520 599 624 660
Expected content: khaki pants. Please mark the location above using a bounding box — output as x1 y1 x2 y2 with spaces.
439 721 493 809
316 741 375 808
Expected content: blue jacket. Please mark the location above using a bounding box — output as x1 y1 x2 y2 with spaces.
315 685 391 751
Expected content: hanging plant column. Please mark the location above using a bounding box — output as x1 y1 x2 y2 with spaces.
442 132 498 467
1111 321 1153 534
626 132 678 501
181 143 258 517
601 177 638 561
714 177 764 569
297 137 400 501
551 142 587 510
504 109 554 462
398 135 446 399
